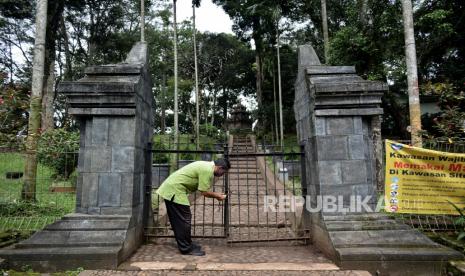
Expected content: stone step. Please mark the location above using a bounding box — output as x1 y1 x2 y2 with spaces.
229 157 257 161
329 229 439 248
226 177 264 181
228 170 260 174
117 262 359 274
62 214 131 221
323 213 391 221
337 246 463 275
336 246 462 262
45 219 129 231
14 229 126 248
325 220 411 231
317 213 464 274
2 246 121 271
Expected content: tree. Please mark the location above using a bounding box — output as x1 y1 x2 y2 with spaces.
192 0 201 148
401 0 422 146
22 0 48 201
173 0 179 148
321 0 329 63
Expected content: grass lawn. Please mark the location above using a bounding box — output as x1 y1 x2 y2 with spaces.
0 152 76 231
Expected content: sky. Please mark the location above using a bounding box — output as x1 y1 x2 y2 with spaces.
174 0 234 34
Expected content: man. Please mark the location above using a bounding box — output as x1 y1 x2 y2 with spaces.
156 159 230 256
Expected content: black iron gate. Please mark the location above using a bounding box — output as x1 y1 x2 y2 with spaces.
145 137 308 243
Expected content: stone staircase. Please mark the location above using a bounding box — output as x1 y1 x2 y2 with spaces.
225 135 303 243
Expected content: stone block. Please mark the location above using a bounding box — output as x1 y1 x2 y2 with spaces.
109 118 135 145
317 136 348 160
326 117 354 135
353 117 363 134
91 148 111 172
315 117 326 136
362 119 370 135
78 148 92 173
342 160 367 184
98 174 122 207
81 173 99 207
306 65 355 75
85 118 93 143
92 118 109 145
318 161 342 185
120 173 134 207
348 135 365 160
112 147 135 172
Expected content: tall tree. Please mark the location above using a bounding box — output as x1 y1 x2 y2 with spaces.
141 0 145 42
22 0 48 201
321 0 329 63
401 0 422 146
192 0 201 148
173 0 179 148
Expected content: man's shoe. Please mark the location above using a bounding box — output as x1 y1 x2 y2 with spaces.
182 248 206 256
192 242 202 250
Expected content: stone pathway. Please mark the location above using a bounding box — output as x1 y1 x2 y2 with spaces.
80 270 370 275
79 238 369 275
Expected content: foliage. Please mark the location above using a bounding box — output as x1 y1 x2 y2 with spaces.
37 129 79 180
0 73 29 149
152 141 170 163
422 82 465 140
0 201 69 217
448 200 465 241
199 123 219 137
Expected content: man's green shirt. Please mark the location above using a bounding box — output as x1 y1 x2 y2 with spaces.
156 161 214 206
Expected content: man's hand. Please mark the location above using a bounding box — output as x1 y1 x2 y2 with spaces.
216 193 227 201
201 191 227 201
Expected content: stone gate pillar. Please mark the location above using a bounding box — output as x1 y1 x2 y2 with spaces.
0 42 154 271
294 45 461 275
294 47 386 214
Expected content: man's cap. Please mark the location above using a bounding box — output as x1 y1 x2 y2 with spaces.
214 159 231 170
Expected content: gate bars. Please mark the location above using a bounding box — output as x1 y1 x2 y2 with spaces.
144 143 308 243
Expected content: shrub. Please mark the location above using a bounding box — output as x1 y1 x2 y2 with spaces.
37 129 79 180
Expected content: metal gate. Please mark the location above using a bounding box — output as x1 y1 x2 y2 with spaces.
145 136 308 243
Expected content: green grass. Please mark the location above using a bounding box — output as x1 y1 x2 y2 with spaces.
154 134 223 151
0 152 76 231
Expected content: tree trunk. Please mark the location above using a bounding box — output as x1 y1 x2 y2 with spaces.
321 0 330 63
140 0 145 42
255 52 263 108
193 5 200 149
277 29 284 150
401 0 422 146
222 88 228 129
161 73 166 134
60 16 72 80
358 0 368 25
210 91 218 126
273 67 278 146
173 0 179 149
41 60 55 130
22 0 48 201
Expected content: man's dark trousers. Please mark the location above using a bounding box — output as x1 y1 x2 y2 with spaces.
165 199 193 253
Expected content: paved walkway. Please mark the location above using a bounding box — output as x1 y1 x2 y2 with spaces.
79 239 369 275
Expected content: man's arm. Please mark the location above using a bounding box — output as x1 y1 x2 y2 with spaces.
201 191 226 201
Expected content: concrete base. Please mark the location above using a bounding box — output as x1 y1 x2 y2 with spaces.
311 213 463 275
0 213 142 272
